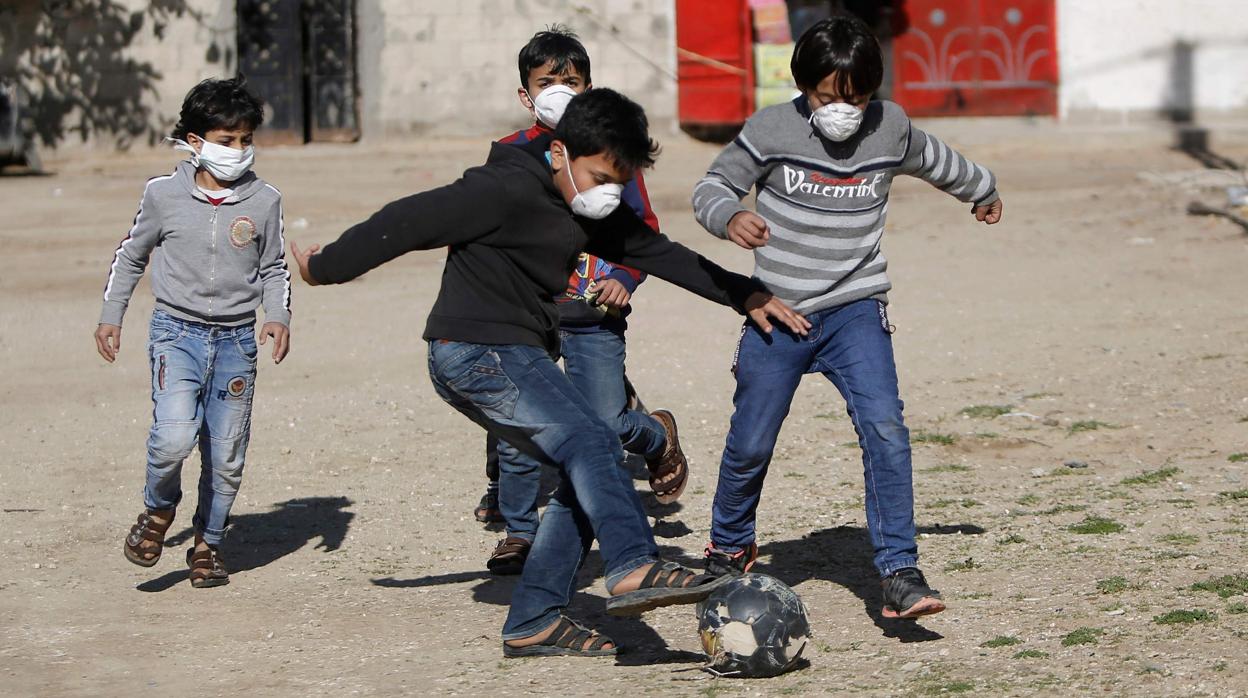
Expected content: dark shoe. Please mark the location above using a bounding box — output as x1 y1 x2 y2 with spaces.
881 567 945 619
487 536 531 575
473 488 504 524
703 541 758 577
645 410 689 504
187 546 230 588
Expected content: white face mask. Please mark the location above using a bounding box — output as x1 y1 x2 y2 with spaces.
562 156 623 220
529 84 578 128
809 102 864 142
170 135 255 182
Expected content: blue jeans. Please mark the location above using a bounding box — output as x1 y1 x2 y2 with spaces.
143 311 258 546
427 340 659 638
494 329 665 541
711 299 919 577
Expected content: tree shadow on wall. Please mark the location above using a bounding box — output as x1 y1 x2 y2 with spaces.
0 0 232 150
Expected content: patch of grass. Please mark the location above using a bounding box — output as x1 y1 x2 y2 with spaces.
1016 493 1041 506
1038 503 1089 515
1096 576 1132 594
959 404 1014 419
1153 609 1215 625
930 498 981 509
1013 649 1048 659
1156 533 1199 546
912 430 957 446
1060 627 1103 646
980 636 1022 648
782 471 807 478
1200 353 1228 360
1228 453 1248 463
1023 392 1060 400
973 432 1000 439
1119 467 1180 486
944 557 981 572
814 411 842 420
1190 575 1248 598
997 533 1026 546
922 463 972 473
922 681 975 695
1164 498 1197 509
1225 602 1247 615
1068 516 1125 535
1218 489 1248 501
1152 550 1190 560
1068 420 1117 434
839 441 860 448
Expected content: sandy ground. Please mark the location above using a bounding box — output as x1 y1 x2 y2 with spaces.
2 118 1247 697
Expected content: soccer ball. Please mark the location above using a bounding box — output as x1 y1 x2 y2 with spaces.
696 573 811 678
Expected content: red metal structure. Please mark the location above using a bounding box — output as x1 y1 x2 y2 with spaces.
675 0 755 136
890 0 1058 116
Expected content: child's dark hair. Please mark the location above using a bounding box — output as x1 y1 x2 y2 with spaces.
790 15 883 97
171 76 265 141
517 25 592 88
554 88 659 172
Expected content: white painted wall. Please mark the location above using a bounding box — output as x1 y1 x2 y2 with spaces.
1057 0 1248 121
359 0 678 139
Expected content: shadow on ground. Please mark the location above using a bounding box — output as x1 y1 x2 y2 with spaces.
752 523 988 643
136 496 354 592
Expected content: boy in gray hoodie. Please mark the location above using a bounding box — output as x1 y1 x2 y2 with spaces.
95 77 291 588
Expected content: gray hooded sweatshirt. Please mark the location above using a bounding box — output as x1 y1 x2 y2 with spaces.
100 160 291 327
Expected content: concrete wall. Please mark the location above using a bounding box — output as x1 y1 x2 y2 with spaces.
357 0 678 139
1057 0 1248 122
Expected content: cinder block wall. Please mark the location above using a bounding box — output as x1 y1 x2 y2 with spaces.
357 0 678 139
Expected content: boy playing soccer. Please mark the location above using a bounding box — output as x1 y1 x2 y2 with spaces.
475 26 686 576
96 77 291 588
291 89 810 655
692 16 1003 619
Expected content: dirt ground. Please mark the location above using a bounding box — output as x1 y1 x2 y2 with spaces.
2 117 1247 697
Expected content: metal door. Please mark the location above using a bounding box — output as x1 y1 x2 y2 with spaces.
236 0 359 144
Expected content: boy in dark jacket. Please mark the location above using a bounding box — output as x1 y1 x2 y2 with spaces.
291 89 809 657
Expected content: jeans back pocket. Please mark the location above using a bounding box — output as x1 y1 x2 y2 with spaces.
446 350 519 421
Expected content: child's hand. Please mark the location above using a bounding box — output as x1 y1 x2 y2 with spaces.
290 242 321 286
727 211 770 249
744 292 810 336
973 198 1003 225
94 323 121 363
259 322 290 364
589 278 631 309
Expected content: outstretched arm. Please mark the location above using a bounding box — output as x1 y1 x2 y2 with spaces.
96 178 165 362
584 210 809 335
899 124 1003 225
297 166 512 286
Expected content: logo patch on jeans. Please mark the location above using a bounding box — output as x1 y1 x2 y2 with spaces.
218 376 249 400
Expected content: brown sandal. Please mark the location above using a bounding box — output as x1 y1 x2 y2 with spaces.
123 509 175 567
646 410 689 504
186 547 230 588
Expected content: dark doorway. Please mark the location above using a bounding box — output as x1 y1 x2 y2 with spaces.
237 0 360 145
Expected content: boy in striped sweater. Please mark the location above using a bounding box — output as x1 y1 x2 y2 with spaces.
692 16 1002 619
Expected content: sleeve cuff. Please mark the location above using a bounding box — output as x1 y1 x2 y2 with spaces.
605 268 640 293
974 189 1000 207
709 202 749 239
262 309 291 327
99 301 127 327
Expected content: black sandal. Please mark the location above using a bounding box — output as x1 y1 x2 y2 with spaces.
502 616 617 658
605 560 732 616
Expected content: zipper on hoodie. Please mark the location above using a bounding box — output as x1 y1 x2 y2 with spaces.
209 202 218 314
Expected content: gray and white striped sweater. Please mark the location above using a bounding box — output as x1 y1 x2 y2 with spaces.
693 98 998 314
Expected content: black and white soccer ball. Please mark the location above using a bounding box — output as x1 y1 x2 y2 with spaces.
696 573 811 678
